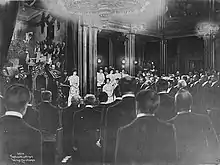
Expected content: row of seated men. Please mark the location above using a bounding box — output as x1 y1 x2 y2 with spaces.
0 76 220 165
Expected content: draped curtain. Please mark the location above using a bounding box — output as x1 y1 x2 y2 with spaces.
65 21 78 73
0 2 19 68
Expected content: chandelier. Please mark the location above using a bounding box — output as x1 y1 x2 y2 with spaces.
196 22 219 39
57 0 150 27
131 24 145 33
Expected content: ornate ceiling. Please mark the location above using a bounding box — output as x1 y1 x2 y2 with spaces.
19 0 220 39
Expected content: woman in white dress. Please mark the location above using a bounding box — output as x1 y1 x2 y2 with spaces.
102 78 114 103
68 70 80 106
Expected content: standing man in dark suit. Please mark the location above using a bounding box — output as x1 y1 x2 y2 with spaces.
104 76 137 164
62 95 82 156
72 94 102 164
37 91 60 165
156 79 176 121
37 90 60 135
115 90 177 165
0 84 42 165
169 89 219 165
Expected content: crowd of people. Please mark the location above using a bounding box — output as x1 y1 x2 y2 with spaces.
0 65 220 165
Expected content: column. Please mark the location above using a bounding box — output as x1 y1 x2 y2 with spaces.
109 38 113 67
124 33 136 76
82 25 88 95
158 0 167 75
77 20 83 96
204 35 215 70
0 1 19 67
160 39 168 75
204 0 216 70
88 27 98 94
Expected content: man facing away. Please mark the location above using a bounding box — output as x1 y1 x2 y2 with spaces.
115 89 177 165
0 84 42 165
169 89 219 165
104 76 137 163
155 78 176 121
72 94 102 164
37 90 60 135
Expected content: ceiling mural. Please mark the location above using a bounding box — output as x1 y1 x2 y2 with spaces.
19 0 220 38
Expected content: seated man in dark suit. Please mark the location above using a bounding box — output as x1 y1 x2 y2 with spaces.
115 89 177 165
72 94 102 164
37 90 60 135
169 89 219 165
156 79 176 121
104 76 137 163
0 84 42 165
62 95 82 156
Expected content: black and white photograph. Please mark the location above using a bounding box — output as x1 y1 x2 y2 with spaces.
0 0 220 165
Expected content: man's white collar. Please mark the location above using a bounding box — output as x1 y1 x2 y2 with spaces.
85 105 93 108
158 91 168 94
137 113 155 118
122 94 135 99
5 111 23 118
177 109 192 115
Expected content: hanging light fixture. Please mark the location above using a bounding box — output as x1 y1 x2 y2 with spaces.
56 0 150 27
196 22 219 39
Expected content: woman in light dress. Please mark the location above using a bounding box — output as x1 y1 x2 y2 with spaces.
68 70 80 106
103 78 114 103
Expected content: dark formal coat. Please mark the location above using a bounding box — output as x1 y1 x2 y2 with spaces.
72 106 102 163
208 109 220 140
191 81 207 114
201 81 212 113
210 81 220 109
169 86 179 97
169 111 219 164
156 92 176 121
0 115 42 165
104 95 136 163
37 102 59 135
115 115 177 165
106 98 122 108
62 104 81 155
23 106 40 129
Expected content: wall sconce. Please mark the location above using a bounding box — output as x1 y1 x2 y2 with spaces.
97 58 102 64
122 59 126 64
134 61 138 65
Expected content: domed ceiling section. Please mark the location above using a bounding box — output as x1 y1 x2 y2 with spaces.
40 0 160 33
22 0 220 38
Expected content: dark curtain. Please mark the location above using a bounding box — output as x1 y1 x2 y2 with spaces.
0 2 19 68
66 21 78 74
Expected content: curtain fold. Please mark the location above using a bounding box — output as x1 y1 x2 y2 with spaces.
66 21 78 73
0 2 19 67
